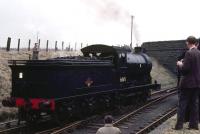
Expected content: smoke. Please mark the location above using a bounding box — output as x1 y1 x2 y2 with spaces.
132 17 141 45
82 0 141 46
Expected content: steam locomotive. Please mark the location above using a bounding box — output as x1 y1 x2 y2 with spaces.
2 44 159 123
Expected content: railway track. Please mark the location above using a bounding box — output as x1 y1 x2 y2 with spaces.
0 116 52 134
135 108 176 134
0 87 177 134
0 120 18 129
0 86 173 133
0 119 27 133
41 87 177 134
112 91 177 134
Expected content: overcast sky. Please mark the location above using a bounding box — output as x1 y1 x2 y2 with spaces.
0 0 200 48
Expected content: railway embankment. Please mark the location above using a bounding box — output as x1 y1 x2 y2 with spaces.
142 40 186 74
142 40 187 89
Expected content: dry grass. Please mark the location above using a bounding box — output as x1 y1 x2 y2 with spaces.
150 57 177 89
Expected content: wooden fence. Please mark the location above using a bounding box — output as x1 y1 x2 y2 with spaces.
1 37 89 52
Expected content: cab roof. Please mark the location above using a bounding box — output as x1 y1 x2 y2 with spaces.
81 44 132 56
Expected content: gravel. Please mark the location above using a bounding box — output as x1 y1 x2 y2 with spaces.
150 115 200 134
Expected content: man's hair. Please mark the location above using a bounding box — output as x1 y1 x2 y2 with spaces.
104 115 113 124
186 36 197 45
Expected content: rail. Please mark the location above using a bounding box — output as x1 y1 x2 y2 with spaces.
135 108 177 134
0 87 176 134
46 87 177 134
113 90 177 126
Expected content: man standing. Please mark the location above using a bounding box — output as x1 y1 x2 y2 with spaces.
96 115 121 134
32 43 39 60
175 36 200 130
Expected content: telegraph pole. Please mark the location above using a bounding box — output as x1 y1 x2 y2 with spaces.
130 15 134 48
36 31 39 43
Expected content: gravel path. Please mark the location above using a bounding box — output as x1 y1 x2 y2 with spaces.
150 115 200 134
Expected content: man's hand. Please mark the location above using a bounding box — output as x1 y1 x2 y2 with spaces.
177 61 183 67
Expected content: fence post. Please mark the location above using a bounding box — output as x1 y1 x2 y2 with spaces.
17 38 20 51
55 41 57 51
62 41 64 51
46 40 49 52
38 39 40 49
81 43 83 49
6 37 11 51
28 39 31 51
69 43 71 51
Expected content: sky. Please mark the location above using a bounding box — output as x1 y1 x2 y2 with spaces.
0 0 200 49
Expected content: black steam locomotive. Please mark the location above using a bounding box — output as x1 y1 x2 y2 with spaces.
2 44 159 122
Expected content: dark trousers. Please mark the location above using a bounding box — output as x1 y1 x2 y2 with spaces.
176 88 199 127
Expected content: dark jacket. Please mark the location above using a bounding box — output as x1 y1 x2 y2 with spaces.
179 48 200 89
177 51 187 86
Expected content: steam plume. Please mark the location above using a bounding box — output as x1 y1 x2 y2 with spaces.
82 0 141 46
